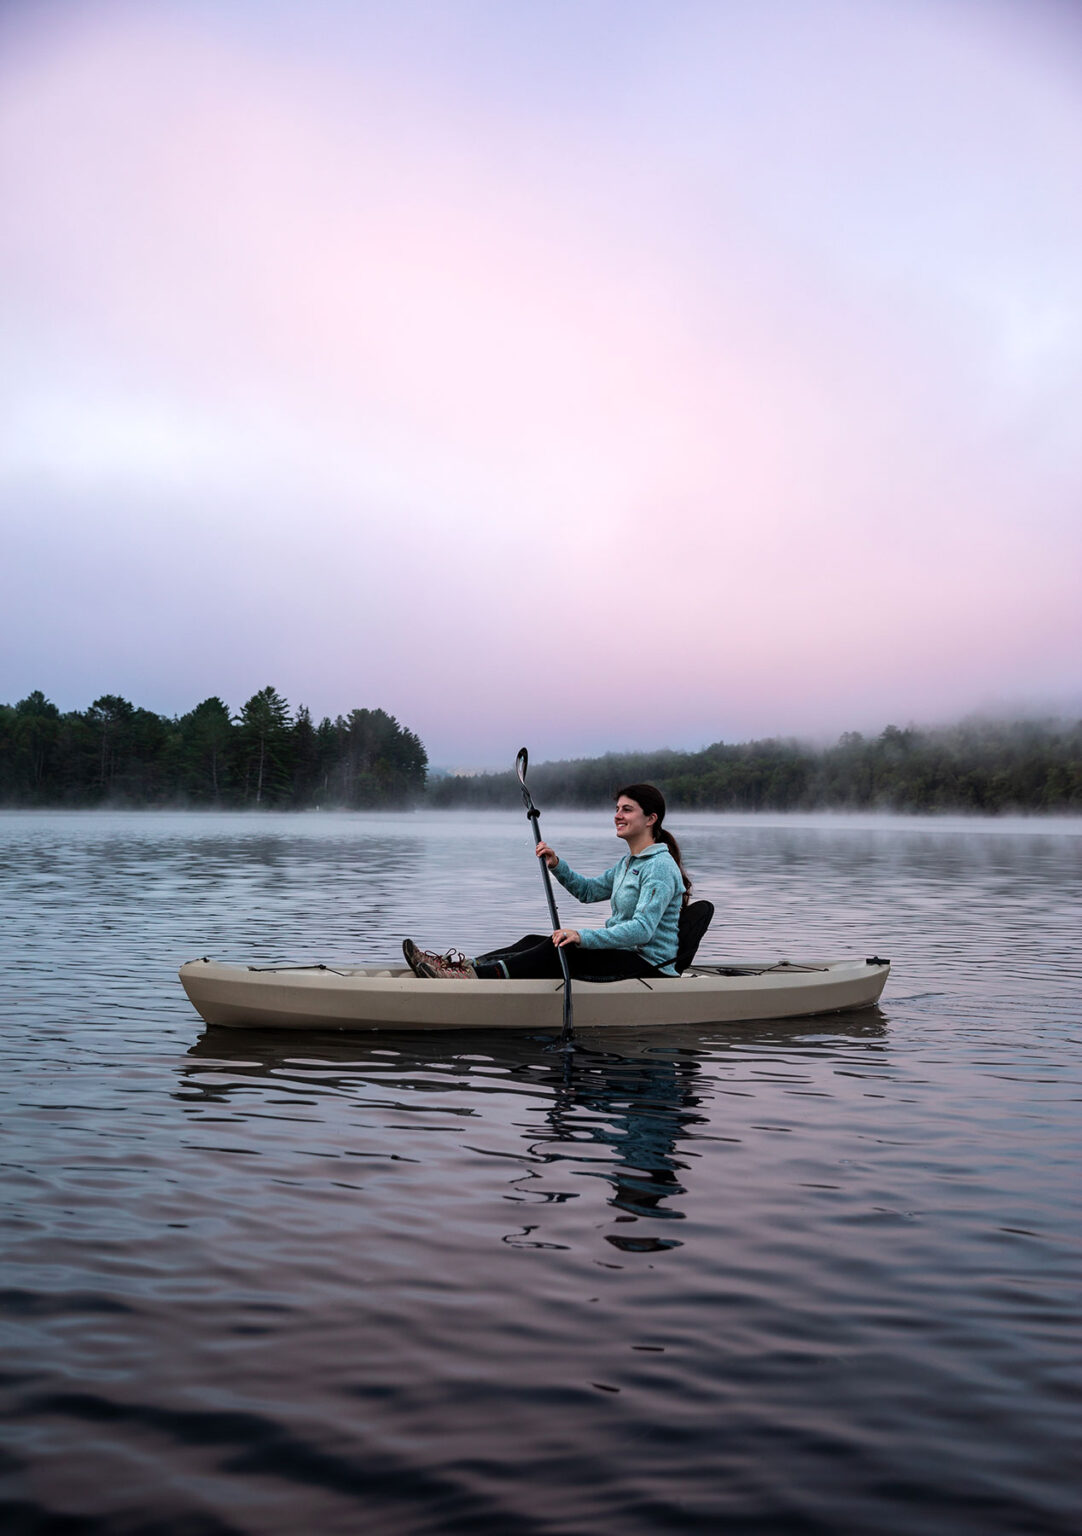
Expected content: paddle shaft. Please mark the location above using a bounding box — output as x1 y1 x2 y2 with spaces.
526 804 563 934
516 749 573 1041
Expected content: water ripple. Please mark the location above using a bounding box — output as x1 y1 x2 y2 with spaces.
0 811 1080 1533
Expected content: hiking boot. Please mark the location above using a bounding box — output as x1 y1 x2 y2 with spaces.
403 939 476 979
429 950 477 979
403 938 439 976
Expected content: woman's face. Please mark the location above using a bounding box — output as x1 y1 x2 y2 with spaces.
614 796 657 843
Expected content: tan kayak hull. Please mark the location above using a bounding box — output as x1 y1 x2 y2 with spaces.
178 957 889 1031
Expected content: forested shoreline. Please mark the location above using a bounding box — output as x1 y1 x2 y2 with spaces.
430 719 1082 814
0 689 427 807
2 692 1080 812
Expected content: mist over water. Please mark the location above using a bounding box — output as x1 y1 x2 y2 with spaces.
1 810 1079 1534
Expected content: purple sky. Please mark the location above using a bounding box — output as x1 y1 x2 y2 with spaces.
2 0 1080 767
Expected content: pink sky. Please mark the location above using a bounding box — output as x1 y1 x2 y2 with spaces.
2 0 1080 766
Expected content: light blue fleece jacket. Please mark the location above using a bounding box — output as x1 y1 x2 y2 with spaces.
552 842 684 974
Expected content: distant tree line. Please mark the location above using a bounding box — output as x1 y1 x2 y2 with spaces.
0 688 428 808
5 698 1079 813
429 719 1082 814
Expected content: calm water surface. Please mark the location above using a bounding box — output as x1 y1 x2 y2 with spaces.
1 810 1080 1535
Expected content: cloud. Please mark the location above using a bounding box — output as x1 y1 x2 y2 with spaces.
1 0 1080 760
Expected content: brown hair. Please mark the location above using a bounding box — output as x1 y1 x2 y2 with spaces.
614 783 691 903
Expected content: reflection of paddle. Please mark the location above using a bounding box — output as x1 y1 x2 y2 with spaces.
516 747 573 1044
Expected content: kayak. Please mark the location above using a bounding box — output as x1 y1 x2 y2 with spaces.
178 955 890 1031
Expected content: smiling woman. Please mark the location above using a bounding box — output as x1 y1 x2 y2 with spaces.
402 783 693 980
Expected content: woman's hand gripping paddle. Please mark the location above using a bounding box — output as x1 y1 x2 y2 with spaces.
516 748 574 1044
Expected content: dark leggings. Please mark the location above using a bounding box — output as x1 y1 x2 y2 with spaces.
474 934 663 981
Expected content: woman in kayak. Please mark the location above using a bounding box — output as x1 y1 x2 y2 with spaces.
403 783 690 980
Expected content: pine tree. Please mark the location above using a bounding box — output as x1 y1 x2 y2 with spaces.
236 686 293 805
177 697 234 802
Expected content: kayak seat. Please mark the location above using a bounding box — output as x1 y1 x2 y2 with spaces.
675 900 714 973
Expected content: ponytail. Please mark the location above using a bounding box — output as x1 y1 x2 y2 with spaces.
614 783 692 905
655 826 691 904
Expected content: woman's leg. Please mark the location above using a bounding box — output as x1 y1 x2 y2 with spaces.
474 935 548 963
406 935 560 980
474 936 556 979
566 948 660 981
475 939 659 981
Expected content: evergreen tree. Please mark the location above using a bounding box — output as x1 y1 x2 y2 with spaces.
176 697 234 802
314 715 340 803
338 707 427 806
290 705 320 805
85 695 136 795
236 686 293 805
8 692 61 799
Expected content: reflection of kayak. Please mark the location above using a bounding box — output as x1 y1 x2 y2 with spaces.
178 956 890 1031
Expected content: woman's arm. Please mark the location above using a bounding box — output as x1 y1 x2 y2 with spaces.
551 856 619 905
536 843 619 904
577 861 682 951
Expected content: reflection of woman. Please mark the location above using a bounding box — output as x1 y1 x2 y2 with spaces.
538 1052 705 1242
403 783 691 981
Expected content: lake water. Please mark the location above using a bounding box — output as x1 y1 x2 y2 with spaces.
1 809 1080 1535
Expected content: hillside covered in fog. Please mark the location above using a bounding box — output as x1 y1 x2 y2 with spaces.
431 720 1082 815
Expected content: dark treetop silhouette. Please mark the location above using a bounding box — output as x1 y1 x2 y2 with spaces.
0 688 427 808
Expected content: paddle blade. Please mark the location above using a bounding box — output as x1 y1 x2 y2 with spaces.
515 747 529 784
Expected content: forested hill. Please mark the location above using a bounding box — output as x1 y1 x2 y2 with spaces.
429 720 1082 814
0 689 427 807
4 698 1080 812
